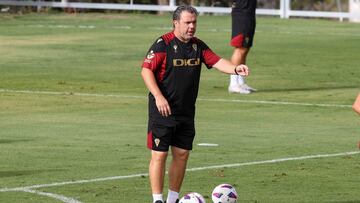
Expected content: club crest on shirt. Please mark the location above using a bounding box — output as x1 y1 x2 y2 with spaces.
147 50 155 59
144 50 155 63
192 44 197 51
173 45 178 53
154 138 160 147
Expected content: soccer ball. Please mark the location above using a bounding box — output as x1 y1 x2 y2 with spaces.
211 184 238 203
179 192 206 203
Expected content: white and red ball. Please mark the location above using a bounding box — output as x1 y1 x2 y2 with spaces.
211 183 238 203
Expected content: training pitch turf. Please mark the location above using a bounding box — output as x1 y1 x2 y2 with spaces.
0 12 359 203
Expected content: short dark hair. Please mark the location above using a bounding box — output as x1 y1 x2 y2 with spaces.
172 5 198 21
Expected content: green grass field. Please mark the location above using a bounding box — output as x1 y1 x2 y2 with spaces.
0 12 360 203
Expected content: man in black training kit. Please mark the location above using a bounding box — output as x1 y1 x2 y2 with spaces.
141 5 250 203
228 0 257 94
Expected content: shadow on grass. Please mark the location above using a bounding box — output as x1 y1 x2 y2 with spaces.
0 139 33 144
0 169 66 178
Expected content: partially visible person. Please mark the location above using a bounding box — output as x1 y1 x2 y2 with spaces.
353 93 360 115
141 5 250 203
228 0 257 94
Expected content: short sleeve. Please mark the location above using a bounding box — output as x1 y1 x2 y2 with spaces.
142 38 166 72
199 40 221 69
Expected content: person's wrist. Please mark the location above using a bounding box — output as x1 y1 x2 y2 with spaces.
153 93 162 99
234 66 239 75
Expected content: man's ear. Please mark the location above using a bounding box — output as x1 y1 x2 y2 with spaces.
173 20 178 27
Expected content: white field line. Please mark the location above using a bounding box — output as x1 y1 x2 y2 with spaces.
20 189 82 203
0 173 149 192
186 151 360 172
0 89 352 108
0 151 359 193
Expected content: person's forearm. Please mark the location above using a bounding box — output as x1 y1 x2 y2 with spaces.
141 68 171 117
213 58 249 76
213 58 237 74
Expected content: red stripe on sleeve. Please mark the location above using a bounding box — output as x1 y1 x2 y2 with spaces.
202 49 221 67
142 52 166 72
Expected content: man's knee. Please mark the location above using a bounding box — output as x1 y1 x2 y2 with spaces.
234 47 250 56
151 150 168 163
171 147 190 162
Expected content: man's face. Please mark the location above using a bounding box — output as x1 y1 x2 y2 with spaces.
173 11 197 42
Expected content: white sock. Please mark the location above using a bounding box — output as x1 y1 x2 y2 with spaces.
237 75 245 85
153 193 163 203
166 189 179 203
229 75 239 87
230 75 245 87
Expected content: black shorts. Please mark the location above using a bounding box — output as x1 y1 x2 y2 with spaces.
231 0 257 48
147 117 195 152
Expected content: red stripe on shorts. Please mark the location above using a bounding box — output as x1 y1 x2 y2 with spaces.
230 34 244 48
147 131 153 149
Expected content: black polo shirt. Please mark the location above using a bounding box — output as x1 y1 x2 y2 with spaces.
142 32 221 121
